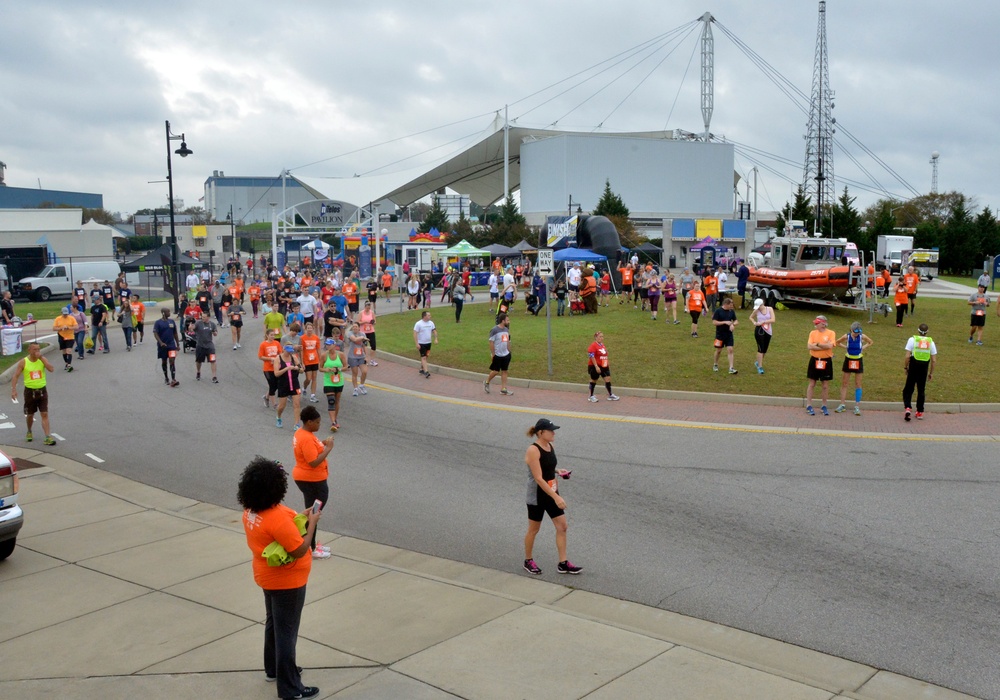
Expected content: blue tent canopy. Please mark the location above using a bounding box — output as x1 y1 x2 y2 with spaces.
553 248 608 263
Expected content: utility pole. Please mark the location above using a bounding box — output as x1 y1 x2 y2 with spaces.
700 12 714 143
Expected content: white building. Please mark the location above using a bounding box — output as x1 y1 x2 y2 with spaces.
0 209 114 260
203 173 329 224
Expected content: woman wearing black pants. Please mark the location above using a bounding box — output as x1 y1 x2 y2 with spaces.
452 281 466 322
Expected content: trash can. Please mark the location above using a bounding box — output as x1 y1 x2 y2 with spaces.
669 255 676 269
2 327 22 356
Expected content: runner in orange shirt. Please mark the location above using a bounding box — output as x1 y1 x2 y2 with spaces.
686 286 705 337
805 315 837 416
618 264 634 305
299 322 322 403
129 294 146 344
248 282 261 318
342 278 359 317
380 271 393 301
52 306 78 371
893 278 909 327
903 265 920 314
258 328 282 409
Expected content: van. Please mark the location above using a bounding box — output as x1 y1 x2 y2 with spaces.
15 261 127 301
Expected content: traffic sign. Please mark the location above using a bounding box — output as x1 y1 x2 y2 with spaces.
538 248 554 276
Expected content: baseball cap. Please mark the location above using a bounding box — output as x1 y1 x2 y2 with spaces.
324 338 335 346
813 315 828 325
283 344 295 353
752 298 764 309
61 306 70 314
534 418 560 432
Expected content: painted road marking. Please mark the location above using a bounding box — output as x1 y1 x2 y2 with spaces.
0 422 15 430
85 453 105 463
371 383 999 443
50 433 65 441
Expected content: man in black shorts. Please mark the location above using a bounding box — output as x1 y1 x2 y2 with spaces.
193 310 219 383
153 308 180 387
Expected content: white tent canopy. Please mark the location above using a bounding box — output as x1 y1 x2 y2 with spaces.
301 239 331 250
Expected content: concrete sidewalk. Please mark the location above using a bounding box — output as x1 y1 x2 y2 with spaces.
0 448 975 700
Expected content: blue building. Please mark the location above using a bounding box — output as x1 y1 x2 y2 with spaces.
0 185 103 210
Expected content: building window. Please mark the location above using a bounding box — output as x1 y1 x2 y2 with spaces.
193 237 206 248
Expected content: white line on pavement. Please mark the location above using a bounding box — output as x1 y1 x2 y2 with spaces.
0 422 14 430
85 453 104 463
50 433 65 441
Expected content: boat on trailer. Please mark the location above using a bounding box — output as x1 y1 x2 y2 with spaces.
747 235 888 315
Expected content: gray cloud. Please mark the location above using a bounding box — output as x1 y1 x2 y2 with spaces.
1 0 996 215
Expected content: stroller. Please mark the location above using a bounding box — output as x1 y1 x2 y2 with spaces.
181 304 201 353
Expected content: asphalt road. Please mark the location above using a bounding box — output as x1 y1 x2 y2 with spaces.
17 329 1000 699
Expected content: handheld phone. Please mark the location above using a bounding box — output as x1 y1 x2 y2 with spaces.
558 469 571 479
311 499 323 514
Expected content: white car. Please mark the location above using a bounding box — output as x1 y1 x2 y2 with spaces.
0 450 23 560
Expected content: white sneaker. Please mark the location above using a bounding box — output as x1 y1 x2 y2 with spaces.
588 396 599 403
317 544 331 553
311 548 331 559
359 385 368 395
608 394 620 401
352 388 359 397
233 344 238 350
309 393 318 403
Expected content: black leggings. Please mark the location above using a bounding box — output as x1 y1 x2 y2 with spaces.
294 479 329 550
896 304 906 325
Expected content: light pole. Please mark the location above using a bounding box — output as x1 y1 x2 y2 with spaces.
165 120 192 312
227 205 237 264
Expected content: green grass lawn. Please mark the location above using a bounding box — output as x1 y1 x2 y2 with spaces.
375 295 1000 403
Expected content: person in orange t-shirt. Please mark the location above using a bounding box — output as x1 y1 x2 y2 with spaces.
238 456 320 699
248 283 261 318
129 294 146 344
380 271 393 301
342 279 359 315
618 264 634 304
805 315 837 416
299 322 322 402
292 406 334 554
686 287 705 337
903 266 920 314
258 328 282 409
893 279 909 327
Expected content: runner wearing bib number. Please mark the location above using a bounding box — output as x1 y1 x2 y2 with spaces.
346 322 369 397
320 339 345 432
968 285 990 346
153 308 180 387
359 302 378 366
228 302 245 350
835 322 873 415
586 331 619 402
10 343 57 445
299 323 321 403
805 315 836 416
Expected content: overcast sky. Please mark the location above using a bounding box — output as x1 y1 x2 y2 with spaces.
2 1 997 220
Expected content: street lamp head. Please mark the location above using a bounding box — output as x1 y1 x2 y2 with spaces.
175 141 193 158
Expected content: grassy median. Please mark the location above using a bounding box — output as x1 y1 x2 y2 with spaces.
373 294 999 403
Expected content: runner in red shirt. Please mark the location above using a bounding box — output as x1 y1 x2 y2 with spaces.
586 331 619 403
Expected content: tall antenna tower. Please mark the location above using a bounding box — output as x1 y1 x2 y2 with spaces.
803 0 835 229
700 12 715 143
930 151 940 194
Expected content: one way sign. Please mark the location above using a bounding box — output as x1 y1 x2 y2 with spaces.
537 248 553 276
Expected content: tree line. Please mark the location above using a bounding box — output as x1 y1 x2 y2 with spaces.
777 186 1000 276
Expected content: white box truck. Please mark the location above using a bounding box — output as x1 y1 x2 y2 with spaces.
876 235 913 274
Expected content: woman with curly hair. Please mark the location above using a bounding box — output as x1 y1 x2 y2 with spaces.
238 456 322 700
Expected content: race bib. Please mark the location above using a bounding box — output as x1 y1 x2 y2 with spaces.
976 310 984 316
168 350 177 358
353 346 364 356
848 360 860 371
547 479 558 493
599 357 609 368
232 314 241 322
714 339 724 348
209 354 216 362
814 359 827 370
29 370 42 380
